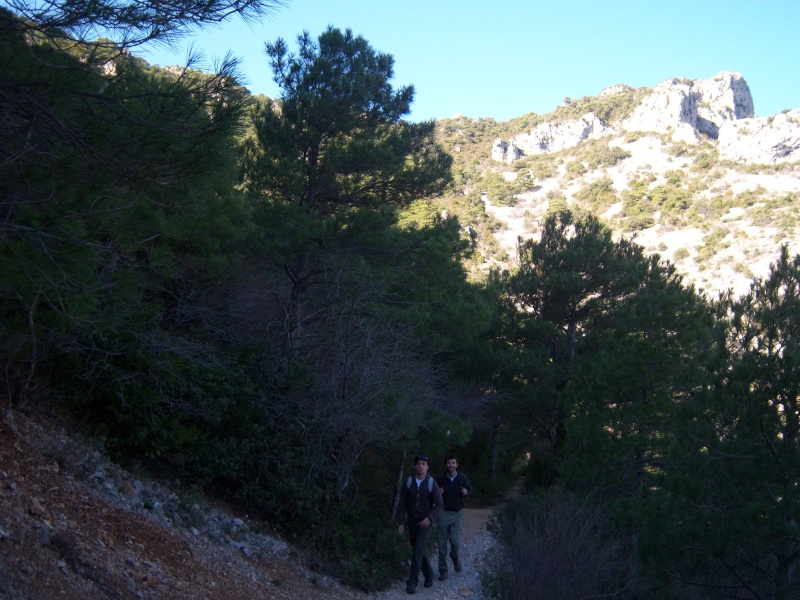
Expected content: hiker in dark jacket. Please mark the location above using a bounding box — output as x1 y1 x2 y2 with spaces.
395 454 443 594
435 455 472 580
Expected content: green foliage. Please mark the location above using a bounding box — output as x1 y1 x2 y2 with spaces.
691 148 719 171
1 7 248 416
481 171 517 206
574 177 618 212
564 159 587 180
650 182 693 216
694 228 729 264
238 25 454 382
565 257 713 497
622 214 655 231
526 154 558 181
318 503 407 591
549 86 647 125
640 247 800 598
620 177 656 229
545 191 569 218
673 247 689 261
397 199 441 229
666 140 690 157
496 212 652 465
4 0 283 48
506 111 545 132
14 10 800 597
569 138 631 171
436 115 503 166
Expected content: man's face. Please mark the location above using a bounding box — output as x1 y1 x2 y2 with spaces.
415 459 429 478
445 458 458 474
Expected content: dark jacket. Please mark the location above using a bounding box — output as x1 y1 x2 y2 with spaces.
435 471 473 512
396 475 443 525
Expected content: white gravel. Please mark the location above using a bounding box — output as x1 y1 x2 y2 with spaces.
369 507 497 600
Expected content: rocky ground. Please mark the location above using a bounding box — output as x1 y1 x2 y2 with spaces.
485 133 800 299
371 506 497 600
0 409 504 600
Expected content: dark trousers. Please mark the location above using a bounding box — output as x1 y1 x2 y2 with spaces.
406 521 435 588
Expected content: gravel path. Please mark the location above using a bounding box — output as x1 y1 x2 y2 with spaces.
369 506 497 600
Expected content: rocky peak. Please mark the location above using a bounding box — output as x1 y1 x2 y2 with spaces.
621 77 701 142
695 71 754 136
492 72 768 163
621 71 753 140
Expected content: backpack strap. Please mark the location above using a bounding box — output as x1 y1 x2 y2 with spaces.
407 475 435 492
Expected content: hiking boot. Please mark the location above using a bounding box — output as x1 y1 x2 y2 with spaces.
438 571 448 581
406 584 416 594
424 578 434 588
453 559 462 572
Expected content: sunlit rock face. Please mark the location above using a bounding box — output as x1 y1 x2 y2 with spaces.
491 113 607 163
719 109 800 164
493 71 759 164
621 72 753 142
694 71 754 137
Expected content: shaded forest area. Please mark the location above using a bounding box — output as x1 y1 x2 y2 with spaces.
3 3 800 598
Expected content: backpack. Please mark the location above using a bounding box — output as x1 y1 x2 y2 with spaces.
406 475 435 492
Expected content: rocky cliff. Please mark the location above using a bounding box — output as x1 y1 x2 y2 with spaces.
441 71 800 297
719 109 800 164
492 71 800 166
492 113 607 162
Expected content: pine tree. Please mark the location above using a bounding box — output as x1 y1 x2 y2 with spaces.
0 4 253 423
239 26 451 372
649 246 800 599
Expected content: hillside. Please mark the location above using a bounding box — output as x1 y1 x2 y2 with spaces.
1 408 498 599
0 410 361 599
434 71 800 297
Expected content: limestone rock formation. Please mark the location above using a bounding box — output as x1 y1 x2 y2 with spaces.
621 71 753 141
492 113 607 163
472 71 800 299
695 71 754 137
492 71 764 164
491 138 522 164
621 78 701 142
718 109 800 164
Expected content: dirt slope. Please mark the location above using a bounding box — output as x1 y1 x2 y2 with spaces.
0 408 511 599
0 410 360 600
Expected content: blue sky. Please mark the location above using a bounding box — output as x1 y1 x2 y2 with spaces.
140 0 799 122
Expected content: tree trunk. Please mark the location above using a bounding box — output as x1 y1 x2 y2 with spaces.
489 416 500 481
280 148 320 375
4 292 40 432
390 444 407 520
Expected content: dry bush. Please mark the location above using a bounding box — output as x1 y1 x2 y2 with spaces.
487 491 639 600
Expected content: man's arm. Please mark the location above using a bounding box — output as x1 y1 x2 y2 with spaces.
429 481 444 523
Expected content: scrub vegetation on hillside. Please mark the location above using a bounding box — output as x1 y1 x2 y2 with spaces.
4 3 800 597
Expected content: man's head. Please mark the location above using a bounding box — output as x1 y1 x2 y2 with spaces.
414 455 429 478
445 455 458 475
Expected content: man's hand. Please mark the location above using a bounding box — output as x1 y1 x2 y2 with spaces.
461 486 468 496
420 517 431 528
398 524 405 534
